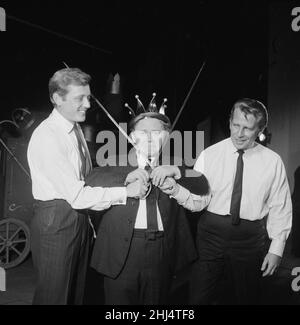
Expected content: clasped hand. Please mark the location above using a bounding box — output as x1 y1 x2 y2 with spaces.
125 168 150 199
125 166 180 199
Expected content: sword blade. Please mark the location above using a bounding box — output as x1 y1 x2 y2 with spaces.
158 60 206 162
91 95 152 168
171 60 206 132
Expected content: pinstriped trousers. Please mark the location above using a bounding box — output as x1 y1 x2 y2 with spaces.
30 199 91 305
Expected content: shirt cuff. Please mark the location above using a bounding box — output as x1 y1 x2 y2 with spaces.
171 184 190 203
268 239 286 257
107 187 127 205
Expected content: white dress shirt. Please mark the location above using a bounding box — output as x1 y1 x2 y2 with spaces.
134 155 164 231
192 137 292 257
27 108 127 210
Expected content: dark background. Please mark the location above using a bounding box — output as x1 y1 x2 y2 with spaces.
0 0 269 136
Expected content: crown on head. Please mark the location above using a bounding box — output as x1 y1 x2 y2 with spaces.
125 93 167 117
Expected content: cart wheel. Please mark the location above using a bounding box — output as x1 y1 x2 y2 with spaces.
0 218 31 269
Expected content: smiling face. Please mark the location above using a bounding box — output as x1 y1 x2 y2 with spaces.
230 107 261 150
131 117 169 159
53 84 91 123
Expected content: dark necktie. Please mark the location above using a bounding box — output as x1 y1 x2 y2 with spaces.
144 164 158 231
230 149 244 225
73 123 91 180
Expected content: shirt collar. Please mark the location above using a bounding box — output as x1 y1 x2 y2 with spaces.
228 137 238 154
50 108 74 134
228 137 260 156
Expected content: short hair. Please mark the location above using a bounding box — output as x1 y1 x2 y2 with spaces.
49 68 91 104
129 112 171 132
230 98 268 130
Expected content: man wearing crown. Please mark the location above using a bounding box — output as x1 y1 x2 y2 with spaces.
85 94 210 304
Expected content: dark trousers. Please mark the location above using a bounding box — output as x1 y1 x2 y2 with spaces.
189 211 267 305
30 199 91 305
104 230 171 305
291 210 300 257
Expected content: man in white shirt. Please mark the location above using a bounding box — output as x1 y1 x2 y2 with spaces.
27 68 147 305
167 98 292 304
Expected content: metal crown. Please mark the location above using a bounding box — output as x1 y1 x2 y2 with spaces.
125 92 167 117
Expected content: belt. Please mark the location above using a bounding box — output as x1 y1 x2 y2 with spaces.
133 229 164 240
204 211 265 225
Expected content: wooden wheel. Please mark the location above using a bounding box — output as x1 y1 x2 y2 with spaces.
0 218 31 269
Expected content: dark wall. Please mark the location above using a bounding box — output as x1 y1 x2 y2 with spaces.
268 1 300 191
0 1 268 140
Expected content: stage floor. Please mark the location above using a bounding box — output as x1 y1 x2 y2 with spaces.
1 238 300 305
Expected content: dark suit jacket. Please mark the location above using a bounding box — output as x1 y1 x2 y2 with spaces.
85 155 209 279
